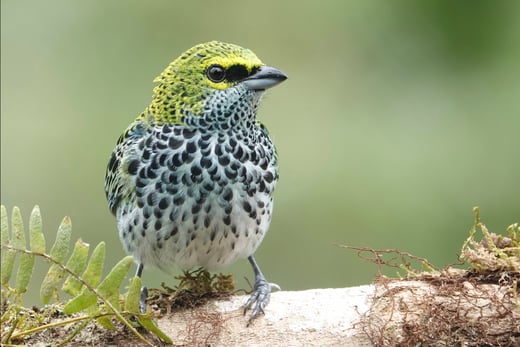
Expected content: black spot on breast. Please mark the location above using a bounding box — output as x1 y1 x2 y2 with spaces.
203 181 214 192
200 157 212 168
218 155 230 166
156 141 167 150
191 165 202 176
258 180 266 193
208 165 218 176
215 144 223 156
243 201 252 213
143 149 152 160
249 151 257 163
192 204 202 214
135 178 146 188
158 198 169 210
173 196 185 205
154 220 162 230
223 188 233 201
154 208 163 219
147 192 157 206
183 128 196 139
223 215 231 225
158 153 168 166
150 157 160 170
172 153 183 167
233 146 244 161
146 166 158 179
264 171 274 183
182 151 194 164
127 159 139 175
186 141 197 153
162 124 172 133
169 137 183 150
230 161 240 171
204 216 211 228
224 167 237 180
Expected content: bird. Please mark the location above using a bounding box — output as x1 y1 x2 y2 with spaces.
104 41 287 323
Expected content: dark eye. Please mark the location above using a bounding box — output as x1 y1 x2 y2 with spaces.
206 64 226 82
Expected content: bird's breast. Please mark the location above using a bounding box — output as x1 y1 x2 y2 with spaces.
116 124 278 270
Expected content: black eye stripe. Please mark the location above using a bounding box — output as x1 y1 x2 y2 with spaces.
225 65 250 82
206 64 257 83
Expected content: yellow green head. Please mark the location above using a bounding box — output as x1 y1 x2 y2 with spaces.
139 41 287 127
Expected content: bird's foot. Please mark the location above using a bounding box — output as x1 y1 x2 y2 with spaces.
244 278 279 325
139 286 148 314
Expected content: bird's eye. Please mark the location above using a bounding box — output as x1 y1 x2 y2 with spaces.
206 65 226 83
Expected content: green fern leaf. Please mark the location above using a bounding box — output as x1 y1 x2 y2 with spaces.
125 277 173 343
13 207 35 294
62 242 106 314
124 276 142 314
29 205 46 254
81 241 105 287
138 316 173 344
97 255 133 311
62 239 90 296
40 216 72 303
96 316 116 330
1 205 15 285
62 287 97 314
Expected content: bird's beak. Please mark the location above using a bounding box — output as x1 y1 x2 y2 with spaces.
242 66 288 91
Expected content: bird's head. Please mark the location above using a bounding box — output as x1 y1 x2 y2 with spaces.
141 41 287 129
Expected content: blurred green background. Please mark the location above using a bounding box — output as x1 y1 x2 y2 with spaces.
2 0 519 306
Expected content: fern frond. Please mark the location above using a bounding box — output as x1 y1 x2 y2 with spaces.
0 205 172 346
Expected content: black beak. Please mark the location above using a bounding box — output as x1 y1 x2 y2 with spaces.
242 66 288 91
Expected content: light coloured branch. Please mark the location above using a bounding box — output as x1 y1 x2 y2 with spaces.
157 286 374 347
152 277 519 346
23 277 520 346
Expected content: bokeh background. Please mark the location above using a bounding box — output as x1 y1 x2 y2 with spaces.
2 0 519 306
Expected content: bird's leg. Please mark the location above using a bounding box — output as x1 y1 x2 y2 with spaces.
135 263 148 314
244 255 273 325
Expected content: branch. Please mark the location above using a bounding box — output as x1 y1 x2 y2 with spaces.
145 275 519 346
15 276 520 346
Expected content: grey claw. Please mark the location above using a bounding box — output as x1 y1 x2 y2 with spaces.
244 278 271 324
139 286 148 314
